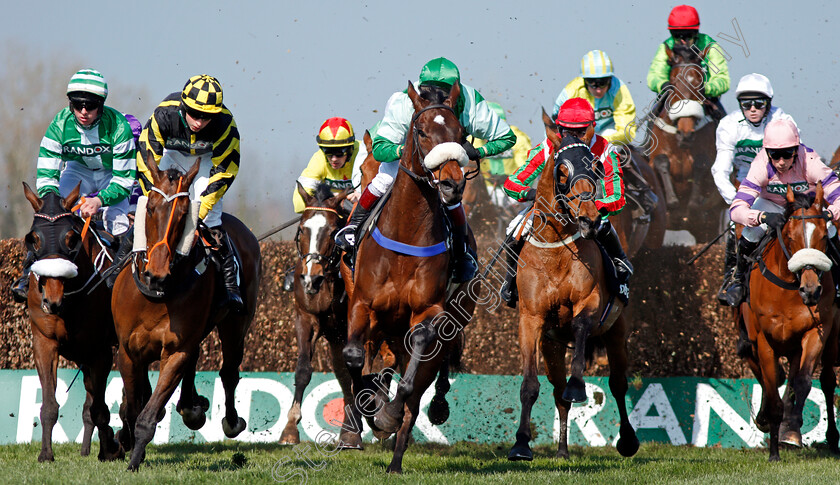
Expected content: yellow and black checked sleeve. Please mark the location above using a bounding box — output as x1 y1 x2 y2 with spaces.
200 113 240 219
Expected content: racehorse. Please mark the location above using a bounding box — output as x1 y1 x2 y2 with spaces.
609 150 667 256
279 183 367 449
507 110 638 461
738 184 839 461
20 182 123 462
646 44 720 230
342 80 477 473
111 156 261 470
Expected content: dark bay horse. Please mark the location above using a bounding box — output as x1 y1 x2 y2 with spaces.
21 182 123 462
646 44 720 229
507 110 638 461
112 156 261 470
739 184 839 461
342 81 476 473
279 183 367 449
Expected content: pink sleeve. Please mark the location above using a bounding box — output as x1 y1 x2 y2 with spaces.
729 152 769 227
803 148 840 221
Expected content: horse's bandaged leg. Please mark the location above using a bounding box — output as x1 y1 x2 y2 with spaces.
133 196 148 252
176 201 201 256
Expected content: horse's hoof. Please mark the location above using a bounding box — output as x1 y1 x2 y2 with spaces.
562 377 587 403
754 416 770 434
372 429 393 442
555 448 570 459
80 445 91 457
337 432 364 451
116 428 133 451
223 416 247 438
179 405 207 430
427 395 450 426
197 395 210 412
374 401 403 433
278 424 300 445
37 450 55 462
507 443 533 461
780 430 802 448
386 463 403 474
617 434 640 457
98 440 126 462
768 453 781 462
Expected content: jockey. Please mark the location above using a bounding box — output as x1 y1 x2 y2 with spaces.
647 4 730 120
555 50 658 217
474 102 532 207
129 75 244 311
723 119 840 306
500 98 631 305
335 57 517 283
711 74 798 302
12 69 136 303
292 117 365 213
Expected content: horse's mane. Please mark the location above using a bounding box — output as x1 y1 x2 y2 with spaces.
418 84 449 104
312 183 335 204
671 44 701 63
163 168 185 183
787 191 816 214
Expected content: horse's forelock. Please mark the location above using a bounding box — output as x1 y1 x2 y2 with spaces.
418 85 449 104
672 44 700 62
312 183 335 204
789 192 816 213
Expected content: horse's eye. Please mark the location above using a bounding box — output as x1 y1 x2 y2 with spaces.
417 129 427 138
25 232 40 251
65 231 79 249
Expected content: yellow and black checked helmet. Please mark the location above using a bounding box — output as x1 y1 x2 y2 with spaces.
181 75 223 114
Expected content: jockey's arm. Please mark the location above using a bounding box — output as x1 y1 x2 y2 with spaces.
96 113 137 208
711 118 738 204
703 40 730 98
466 96 516 158
371 91 412 163
729 152 770 227
292 151 328 213
804 148 840 221
594 150 625 216
504 141 549 202
136 111 167 196
647 43 671 93
35 112 66 198
198 122 240 220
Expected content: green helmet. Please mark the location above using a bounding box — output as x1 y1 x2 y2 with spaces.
66 69 108 101
486 101 506 121
418 57 460 89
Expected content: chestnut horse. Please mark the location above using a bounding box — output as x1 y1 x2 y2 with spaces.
739 184 839 461
279 183 367 449
342 81 476 473
112 157 261 470
507 110 638 461
20 183 123 462
646 44 720 232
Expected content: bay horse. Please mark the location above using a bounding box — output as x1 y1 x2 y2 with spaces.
739 184 839 461
111 156 261 470
609 147 668 256
20 182 123 462
342 80 476 473
279 183 367 449
646 44 720 232
507 110 638 461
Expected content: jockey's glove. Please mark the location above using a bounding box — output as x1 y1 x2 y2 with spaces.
462 141 481 161
522 188 537 202
761 212 785 231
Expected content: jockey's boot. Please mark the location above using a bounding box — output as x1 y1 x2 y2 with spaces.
211 227 245 314
596 219 633 284
10 251 35 303
335 189 378 252
448 203 477 283
500 237 525 308
723 237 759 307
106 226 134 288
717 225 738 305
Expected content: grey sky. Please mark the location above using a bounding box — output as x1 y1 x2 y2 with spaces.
3 0 838 238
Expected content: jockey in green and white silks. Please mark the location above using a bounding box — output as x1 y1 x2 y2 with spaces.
335 57 516 283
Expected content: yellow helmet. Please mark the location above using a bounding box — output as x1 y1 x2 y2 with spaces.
316 117 355 148
181 75 223 114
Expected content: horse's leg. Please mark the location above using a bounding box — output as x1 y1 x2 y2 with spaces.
653 154 679 208
32 333 59 462
84 351 123 461
385 361 437 474
326 332 364 450
280 311 317 445
374 316 439 434
175 351 207 431
343 301 372 418
687 153 709 208
755 332 782 461
603 314 639 457
542 338 571 459
820 324 839 454
779 379 801 447
80 386 94 456
127 351 191 471
786 329 824 449
562 314 593 403
115 346 145 454
217 317 250 439
508 312 542 461
427 350 451 426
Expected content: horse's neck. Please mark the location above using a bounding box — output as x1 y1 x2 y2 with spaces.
378 163 445 243
532 157 579 241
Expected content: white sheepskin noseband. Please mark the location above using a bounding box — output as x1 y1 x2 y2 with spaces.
424 142 469 170
668 99 705 121
31 258 78 279
788 248 833 273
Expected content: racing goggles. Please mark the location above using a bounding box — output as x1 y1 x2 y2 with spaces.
766 147 797 160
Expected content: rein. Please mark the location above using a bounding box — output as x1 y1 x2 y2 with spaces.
754 211 832 291
147 180 189 262
405 103 478 188
295 206 344 273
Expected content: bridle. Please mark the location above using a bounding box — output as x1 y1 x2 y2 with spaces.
295 206 344 273
146 180 190 264
756 210 832 290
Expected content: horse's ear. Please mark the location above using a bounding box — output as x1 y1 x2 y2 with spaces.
296 182 315 207
63 182 81 211
22 182 43 212
334 187 353 206
445 80 461 109
815 181 825 208
146 151 162 185
664 44 674 62
785 183 795 204
542 107 557 132
363 130 372 152
407 81 422 111
184 157 202 187
543 107 561 147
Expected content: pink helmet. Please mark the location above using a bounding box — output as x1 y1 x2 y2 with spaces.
763 119 800 149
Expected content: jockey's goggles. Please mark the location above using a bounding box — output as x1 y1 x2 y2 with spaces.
322 147 350 158
766 147 797 160
584 77 610 88
69 98 102 112
739 99 768 110
185 106 215 121
670 30 697 42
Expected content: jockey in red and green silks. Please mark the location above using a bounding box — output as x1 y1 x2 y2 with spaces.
647 4 730 119
498 98 632 306
335 57 516 283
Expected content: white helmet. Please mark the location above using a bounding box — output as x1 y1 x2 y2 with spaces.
735 73 773 99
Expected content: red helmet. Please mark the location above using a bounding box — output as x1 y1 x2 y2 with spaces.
668 5 700 30
556 98 595 129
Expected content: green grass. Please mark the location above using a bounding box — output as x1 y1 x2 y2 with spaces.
0 441 839 485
